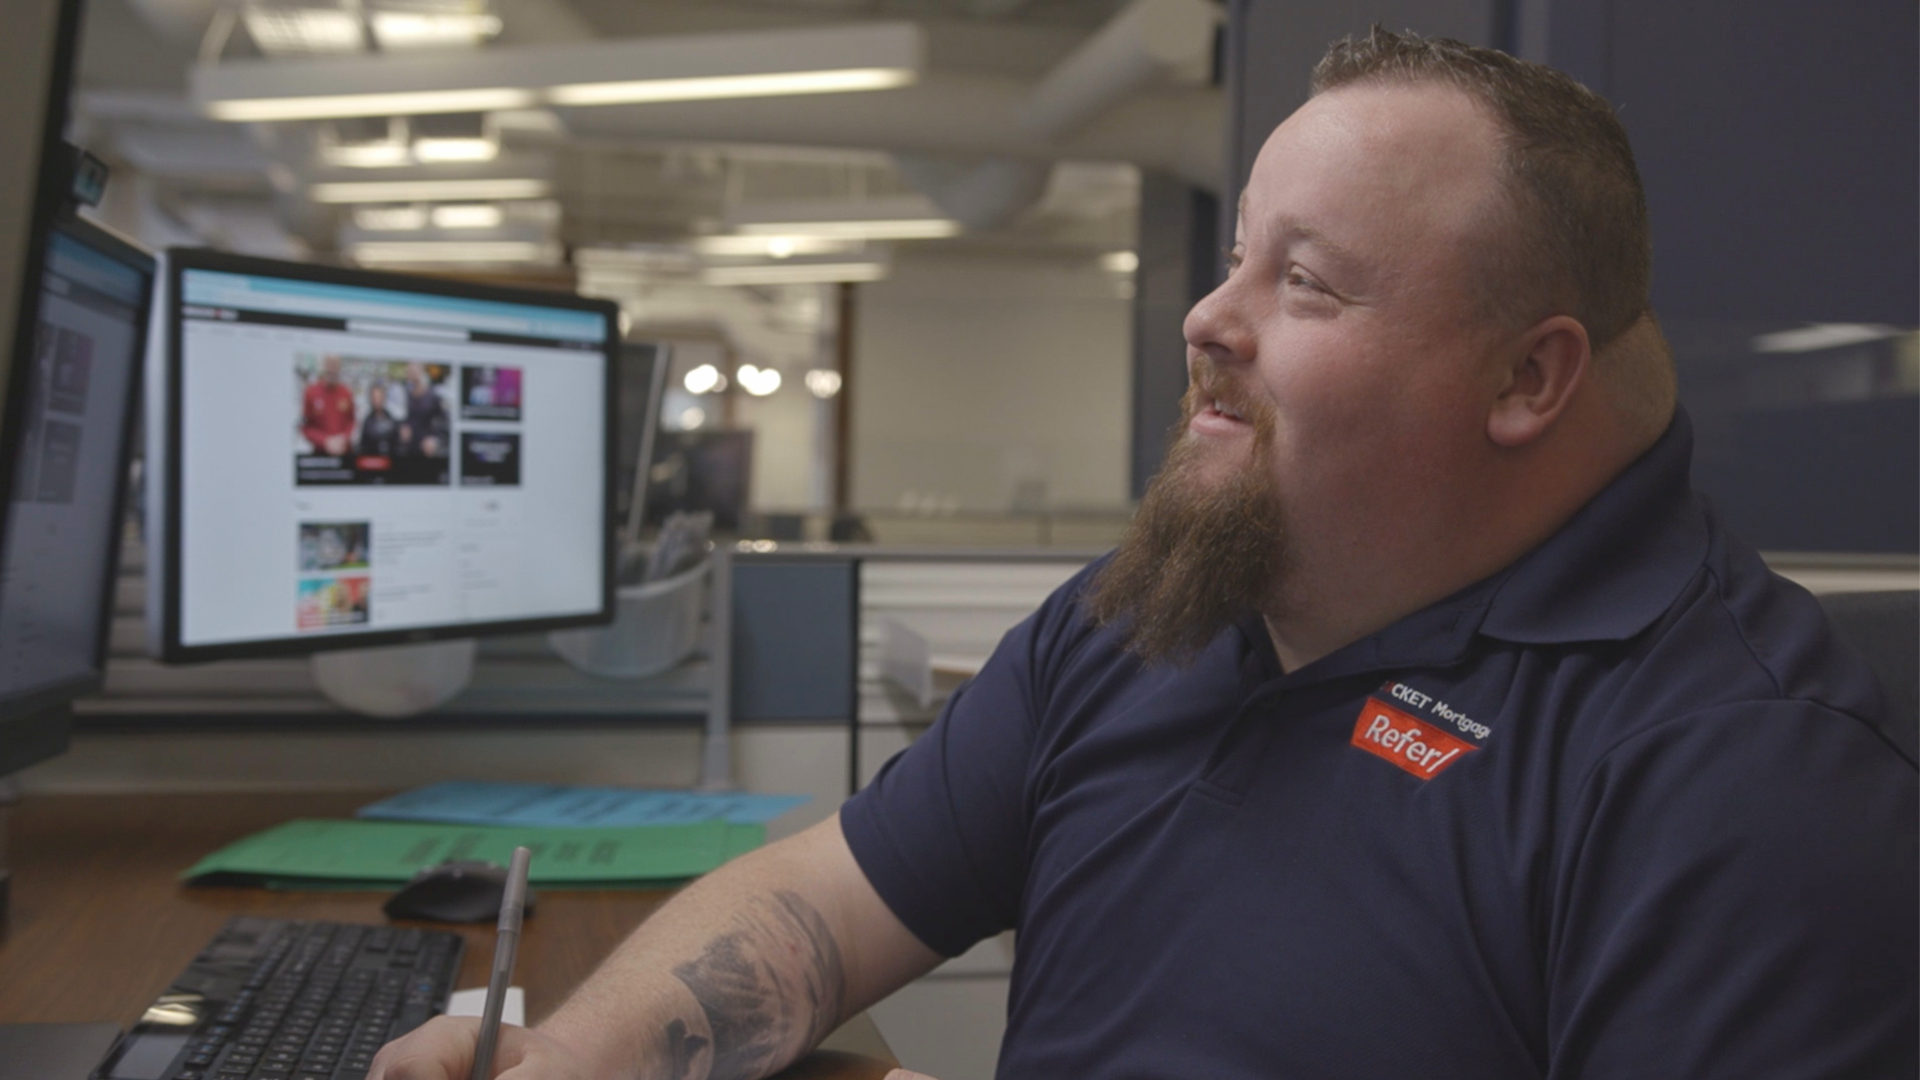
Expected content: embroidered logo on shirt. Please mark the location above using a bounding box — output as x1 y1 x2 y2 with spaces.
1351 698 1479 780
1381 680 1491 742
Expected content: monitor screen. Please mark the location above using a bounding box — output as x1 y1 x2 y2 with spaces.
156 251 617 662
0 218 151 725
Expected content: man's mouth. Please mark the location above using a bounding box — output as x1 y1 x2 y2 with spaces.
1206 397 1249 422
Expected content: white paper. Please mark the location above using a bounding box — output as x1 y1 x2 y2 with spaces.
446 986 526 1027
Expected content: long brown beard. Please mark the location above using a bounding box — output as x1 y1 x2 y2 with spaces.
1085 373 1286 667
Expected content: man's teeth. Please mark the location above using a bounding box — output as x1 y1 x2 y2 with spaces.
1213 399 1246 420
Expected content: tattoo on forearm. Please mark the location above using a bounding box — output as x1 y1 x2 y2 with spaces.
666 890 848 1080
663 1019 709 1080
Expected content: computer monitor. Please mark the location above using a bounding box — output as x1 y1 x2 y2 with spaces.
644 429 754 533
149 250 619 663
0 216 153 774
0 0 83 528
616 341 670 540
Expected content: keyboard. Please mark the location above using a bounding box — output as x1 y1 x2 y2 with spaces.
91 917 466 1080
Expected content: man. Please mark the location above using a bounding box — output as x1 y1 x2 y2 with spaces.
373 29 1915 1080
400 362 450 459
300 355 355 457
357 381 401 459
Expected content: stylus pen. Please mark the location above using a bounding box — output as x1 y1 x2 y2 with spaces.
469 846 532 1080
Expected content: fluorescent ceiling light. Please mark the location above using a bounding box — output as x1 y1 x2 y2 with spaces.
684 364 723 394
413 137 497 163
208 88 536 123
371 12 503 51
1101 250 1139 273
350 240 559 264
354 205 430 230
805 369 843 398
549 67 912 106
737 364 783 396
734 218 959 240
694 235 861 258
193 22 924 120
324 142 412 168
1751 323 1907 353
703 261 887 285
430 204 504 229
310 178 549 203
243 8 365 56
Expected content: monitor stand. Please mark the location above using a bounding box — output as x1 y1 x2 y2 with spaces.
310 639 476 718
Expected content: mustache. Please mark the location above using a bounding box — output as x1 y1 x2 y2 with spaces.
1184 359 1277 434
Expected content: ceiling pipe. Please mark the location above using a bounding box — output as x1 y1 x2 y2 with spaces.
892 153 1052 232
1018 0 1219 141
886 0 1218 234
120 0 224 48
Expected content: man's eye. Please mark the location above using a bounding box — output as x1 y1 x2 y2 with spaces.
1285 268 1327 293
1222 247 1245 274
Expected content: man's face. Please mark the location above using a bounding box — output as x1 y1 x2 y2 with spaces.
321 357 342 384
1180 82 1514 585
1089 83 1515 664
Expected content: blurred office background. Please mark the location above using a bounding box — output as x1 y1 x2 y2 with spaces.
29 0 1919 1075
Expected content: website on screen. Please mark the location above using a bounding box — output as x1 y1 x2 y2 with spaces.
176 269 606 647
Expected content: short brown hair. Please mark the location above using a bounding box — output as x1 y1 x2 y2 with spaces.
1311 27 1651 348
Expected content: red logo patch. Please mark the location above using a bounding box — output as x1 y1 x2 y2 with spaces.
1351 698 1479 780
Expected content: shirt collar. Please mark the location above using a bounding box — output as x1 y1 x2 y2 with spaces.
1472 405 1709 645
1239 407 1710 688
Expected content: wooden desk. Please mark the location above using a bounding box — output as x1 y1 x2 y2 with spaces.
0 792 895 1079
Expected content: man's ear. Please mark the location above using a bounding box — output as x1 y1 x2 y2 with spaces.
1487 314 1590 448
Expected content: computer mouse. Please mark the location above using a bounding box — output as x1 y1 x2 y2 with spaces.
382 860 539 924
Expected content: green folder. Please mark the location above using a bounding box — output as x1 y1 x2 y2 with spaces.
182 818 764 889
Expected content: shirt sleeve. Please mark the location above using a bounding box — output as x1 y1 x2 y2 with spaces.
839 599 1065 958
1548 699 1918 1077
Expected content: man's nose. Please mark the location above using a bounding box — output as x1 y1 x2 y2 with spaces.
1182 276 1255 368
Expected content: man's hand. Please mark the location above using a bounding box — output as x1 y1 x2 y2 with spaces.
369 816 940 1080
367 1017 592 1080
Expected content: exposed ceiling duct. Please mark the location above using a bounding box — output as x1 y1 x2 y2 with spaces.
885 0 1220 235
892 154 1053 232
1018 0 1219 141
120 0 224 48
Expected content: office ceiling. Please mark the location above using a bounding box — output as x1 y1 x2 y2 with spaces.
70 0 1217 278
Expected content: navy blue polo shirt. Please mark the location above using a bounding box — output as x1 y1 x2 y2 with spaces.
841 410 1918 1079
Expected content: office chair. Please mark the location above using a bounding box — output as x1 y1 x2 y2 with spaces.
1816 590 1919 749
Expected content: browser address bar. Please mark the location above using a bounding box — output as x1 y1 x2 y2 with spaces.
346 319 469 340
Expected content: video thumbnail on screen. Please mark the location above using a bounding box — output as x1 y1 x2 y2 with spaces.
296 575 369 631
294 354 452 485
298 521 369 572
460 432 520 486
460 365 522 421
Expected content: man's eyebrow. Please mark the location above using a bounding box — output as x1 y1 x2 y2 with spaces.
1235 194 1360 267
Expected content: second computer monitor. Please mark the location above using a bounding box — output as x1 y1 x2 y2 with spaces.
0 216 151 773
153 250 618 662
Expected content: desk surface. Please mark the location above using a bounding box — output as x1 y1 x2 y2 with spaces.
0 791 895 1079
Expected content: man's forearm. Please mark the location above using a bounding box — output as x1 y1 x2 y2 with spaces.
657 888 846 1078
535 815 936 1080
